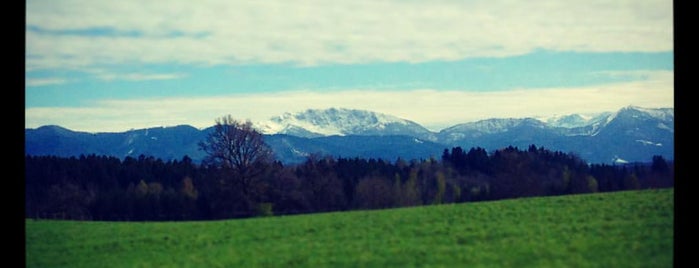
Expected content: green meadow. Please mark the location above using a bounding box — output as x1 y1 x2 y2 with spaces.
26 188 673 267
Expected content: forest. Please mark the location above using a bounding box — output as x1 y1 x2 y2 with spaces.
25 144 673 221
25 117 673 221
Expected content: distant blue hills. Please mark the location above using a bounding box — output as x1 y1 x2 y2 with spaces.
25 106 673 164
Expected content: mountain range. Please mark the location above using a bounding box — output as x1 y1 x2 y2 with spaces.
25 106 673 164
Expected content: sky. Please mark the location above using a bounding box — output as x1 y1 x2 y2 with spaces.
25 0 674 132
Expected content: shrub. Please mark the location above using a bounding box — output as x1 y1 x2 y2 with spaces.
256 203 274 217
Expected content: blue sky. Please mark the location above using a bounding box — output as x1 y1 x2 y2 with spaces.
26 0 673 132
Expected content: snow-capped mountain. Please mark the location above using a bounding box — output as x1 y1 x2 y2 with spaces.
552 106 673 137
257 108 438 141
542 112 613 129
438 118 547 144
441 106 672 162
582 106 674 162
25 105 674 164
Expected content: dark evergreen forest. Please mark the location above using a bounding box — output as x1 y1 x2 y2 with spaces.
25 145 673 221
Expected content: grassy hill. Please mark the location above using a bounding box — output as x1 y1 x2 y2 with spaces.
26 189 673 267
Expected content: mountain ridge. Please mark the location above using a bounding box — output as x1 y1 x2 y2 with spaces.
256 108 438 141
25 105 673 164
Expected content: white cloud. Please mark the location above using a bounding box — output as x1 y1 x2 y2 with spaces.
25 70 673 132
95 72 187 81
592 70 673 81
26 0 673 70
26 77 68 87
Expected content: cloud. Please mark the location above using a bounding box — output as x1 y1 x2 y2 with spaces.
94 72 187 81
26 0 673 70
26 77 68 87
592 70 673 81
25 70 673 132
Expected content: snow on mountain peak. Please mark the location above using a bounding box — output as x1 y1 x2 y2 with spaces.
595 106 674 132
541 112 612 129
255 105 672 142
623 106 674 121
256 108 424 138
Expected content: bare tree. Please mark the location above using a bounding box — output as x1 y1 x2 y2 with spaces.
199 115 274 199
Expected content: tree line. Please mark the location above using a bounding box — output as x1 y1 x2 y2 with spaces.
25 116 674 221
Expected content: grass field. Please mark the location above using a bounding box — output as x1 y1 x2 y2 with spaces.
26 188 673 267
